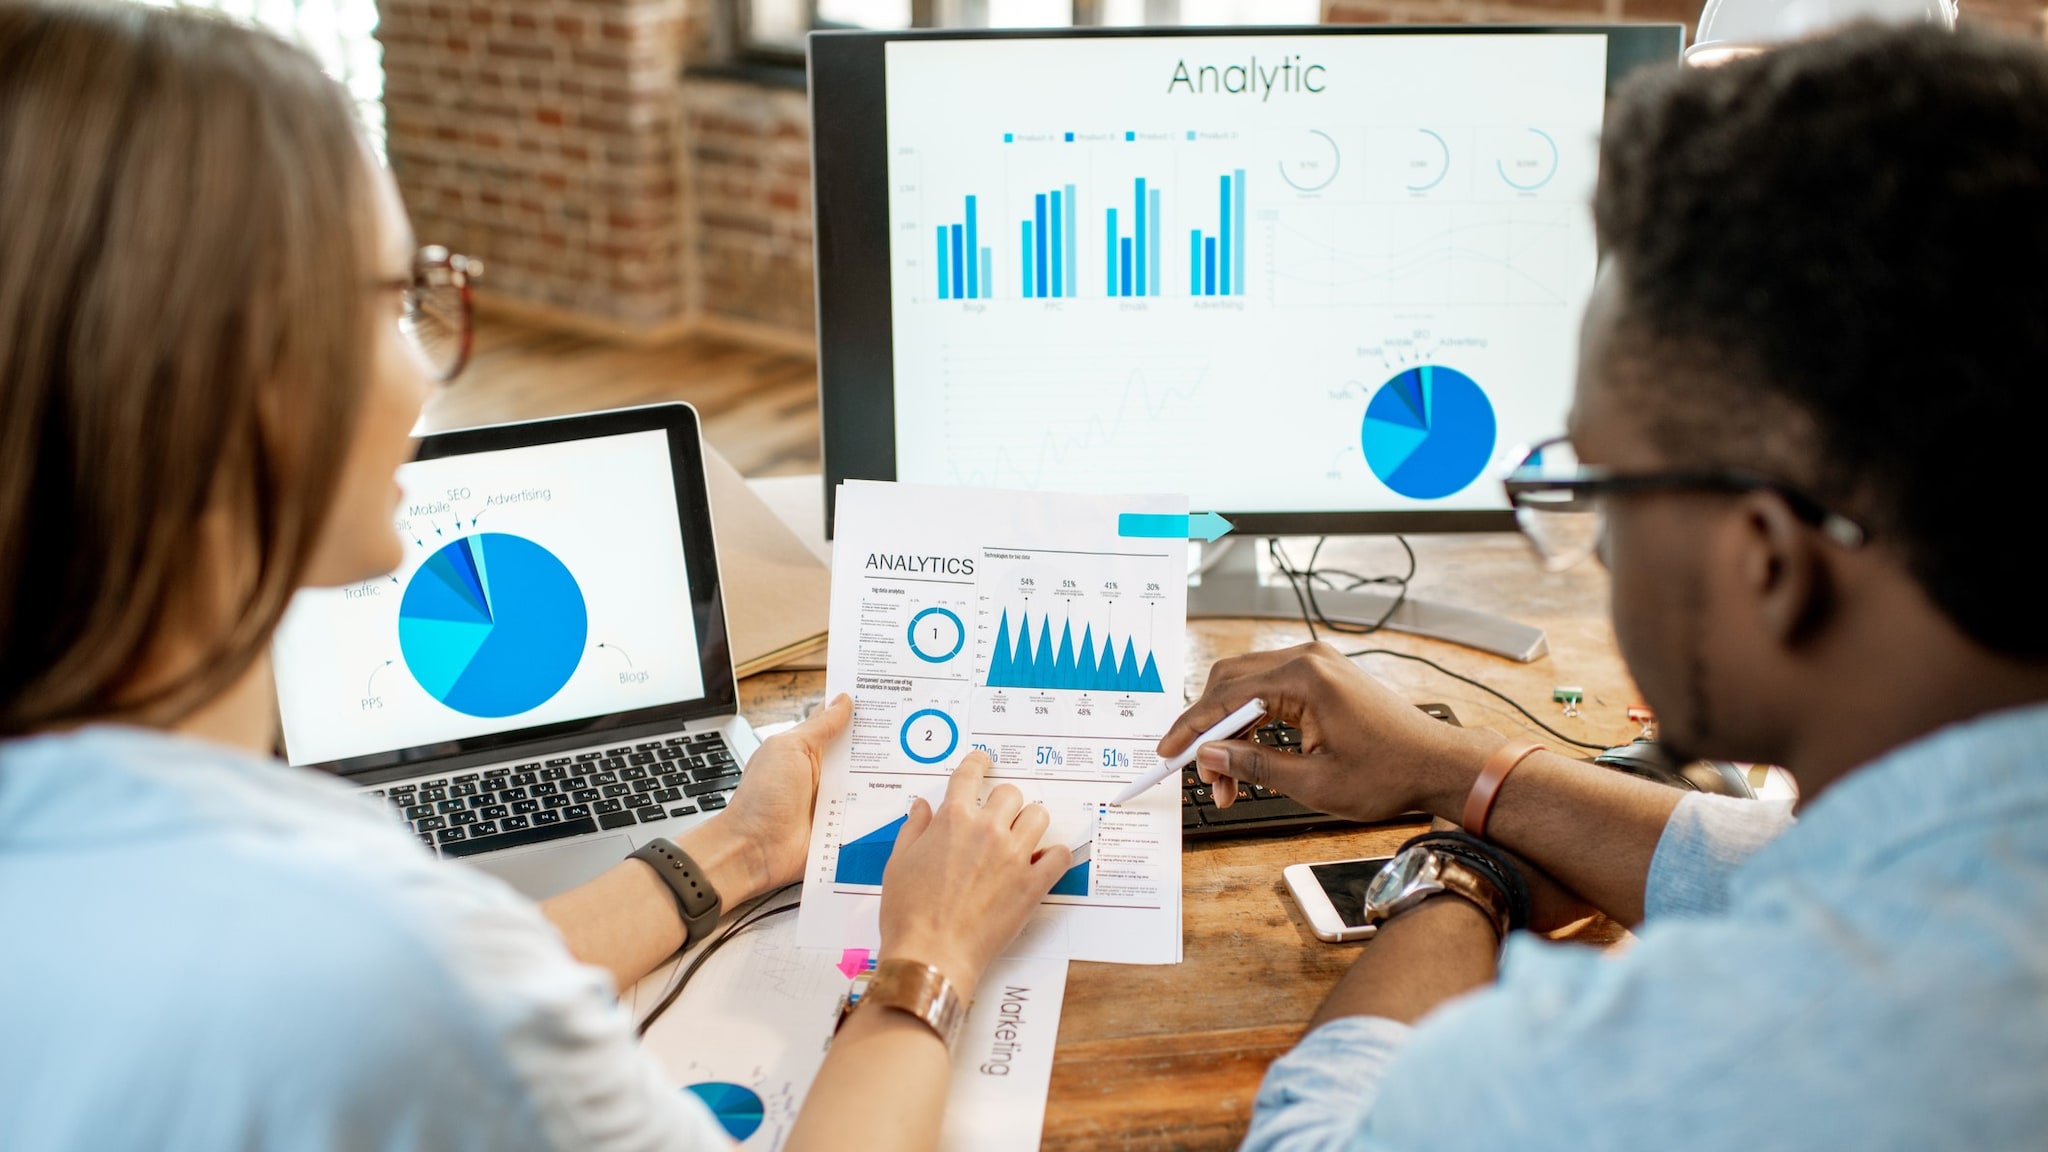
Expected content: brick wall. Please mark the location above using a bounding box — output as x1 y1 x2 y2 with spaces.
377 0 2048 345
379 0 695 333
684 80 816 339
1323 0 2047 40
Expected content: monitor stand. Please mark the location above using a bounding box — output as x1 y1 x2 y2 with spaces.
1186 538 1549 663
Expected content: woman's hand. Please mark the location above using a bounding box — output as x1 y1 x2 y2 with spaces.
1159 642 1499 823
683 695 851 904
879 751 1070 999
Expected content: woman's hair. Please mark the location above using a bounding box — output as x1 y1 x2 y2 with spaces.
0 0 373 734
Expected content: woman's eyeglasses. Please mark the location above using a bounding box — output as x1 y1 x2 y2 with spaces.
377 245 482 383
1502 435 1867 571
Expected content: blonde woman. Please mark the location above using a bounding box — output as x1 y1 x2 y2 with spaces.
0 4 1069 1148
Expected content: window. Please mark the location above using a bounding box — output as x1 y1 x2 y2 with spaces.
137 0 385 156
736 0 1322 61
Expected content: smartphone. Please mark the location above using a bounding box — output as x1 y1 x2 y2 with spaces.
1283 855 1395 943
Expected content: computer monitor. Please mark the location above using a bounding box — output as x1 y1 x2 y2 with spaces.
810 23 1684 659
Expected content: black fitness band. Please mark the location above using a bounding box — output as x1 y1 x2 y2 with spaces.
629 837 722 952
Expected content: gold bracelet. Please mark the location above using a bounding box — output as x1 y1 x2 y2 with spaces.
836 958 968 1051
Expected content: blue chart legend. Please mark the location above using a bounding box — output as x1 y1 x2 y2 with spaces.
936 195 992 300
1190 169 1247 296
986 610 1164 693
1105 177 1162 298
1021 185 1078 298
399 533 587 719
1361 365 1499 500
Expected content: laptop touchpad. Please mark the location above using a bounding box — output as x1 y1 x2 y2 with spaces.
461 834 634 901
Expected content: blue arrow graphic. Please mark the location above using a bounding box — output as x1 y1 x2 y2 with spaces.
1118 511 1233 542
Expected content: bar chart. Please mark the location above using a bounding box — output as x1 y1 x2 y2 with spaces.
1189 169 1247 296
1105 177 1162 298
936 194 993 300
1020 185 1078 298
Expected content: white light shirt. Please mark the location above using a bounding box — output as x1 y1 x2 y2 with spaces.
0 726 732 1152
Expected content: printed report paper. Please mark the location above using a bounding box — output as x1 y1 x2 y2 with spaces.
796 481 1187 965
638 903 1068 1152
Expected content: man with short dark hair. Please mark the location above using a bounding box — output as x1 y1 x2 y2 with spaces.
1159 24 2048 1148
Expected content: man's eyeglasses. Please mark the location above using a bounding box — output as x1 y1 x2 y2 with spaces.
1502 435 1868 571
376 245 482 383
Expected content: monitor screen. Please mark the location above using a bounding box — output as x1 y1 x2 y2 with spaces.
273 424 712 771
811 25 1684 536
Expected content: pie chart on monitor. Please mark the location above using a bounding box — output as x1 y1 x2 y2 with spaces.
1360 365 1497 500
398 533 587 718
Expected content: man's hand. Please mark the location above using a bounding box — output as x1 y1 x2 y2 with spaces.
687 694 851 904
1159 642 1500 822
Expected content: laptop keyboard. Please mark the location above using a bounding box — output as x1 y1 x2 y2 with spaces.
369 732 740 858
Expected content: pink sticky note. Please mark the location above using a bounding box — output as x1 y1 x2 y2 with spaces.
836 949 871 979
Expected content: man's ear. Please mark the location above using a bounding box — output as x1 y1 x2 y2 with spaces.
1734 490 1835 650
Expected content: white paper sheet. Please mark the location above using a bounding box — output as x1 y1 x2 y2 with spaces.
637 905 1068 1152
795 481 1188 965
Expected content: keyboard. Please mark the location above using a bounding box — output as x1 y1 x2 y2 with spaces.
370 731 740 858
1183 703 1461 840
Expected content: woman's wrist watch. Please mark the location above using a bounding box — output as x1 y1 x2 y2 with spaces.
1362 840 1514 943
835 958 969 1050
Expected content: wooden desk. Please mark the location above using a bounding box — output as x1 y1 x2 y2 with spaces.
737 534 1643 1149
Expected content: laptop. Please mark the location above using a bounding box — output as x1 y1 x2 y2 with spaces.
271 403 761 900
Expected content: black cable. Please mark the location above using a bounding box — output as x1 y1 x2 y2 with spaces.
1254 536 1607 752
1265 536 1415 638
1341 646 1610 751
635 884 802 1036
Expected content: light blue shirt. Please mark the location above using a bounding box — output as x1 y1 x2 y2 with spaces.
1244 703 2048 1151
0 726 730 1151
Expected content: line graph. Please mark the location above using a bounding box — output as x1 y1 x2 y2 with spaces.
1264 203 1579 309
936 345 1209 491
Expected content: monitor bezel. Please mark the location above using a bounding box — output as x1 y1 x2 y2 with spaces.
809 22 1685 538
281 402 740 780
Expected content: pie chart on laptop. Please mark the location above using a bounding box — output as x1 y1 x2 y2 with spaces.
398 533 587 718
1360 365 1498 500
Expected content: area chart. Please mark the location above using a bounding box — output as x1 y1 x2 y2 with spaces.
985 610 1164 693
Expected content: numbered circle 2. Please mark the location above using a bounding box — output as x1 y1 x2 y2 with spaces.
906 607 965 663
899 709 960 764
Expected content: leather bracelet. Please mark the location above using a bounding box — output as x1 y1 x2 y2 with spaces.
629 838 721 952
1398 829 1533 932
1462 741 1543 840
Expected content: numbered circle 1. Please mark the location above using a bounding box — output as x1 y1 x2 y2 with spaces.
906 607 965 663
899 709 960 764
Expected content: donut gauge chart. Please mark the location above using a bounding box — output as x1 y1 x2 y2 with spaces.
398 533 588 718
1497 128 1559 191
1360 366 1498 500
899 709 960 765
906 607 964 663
1278 128 1342 193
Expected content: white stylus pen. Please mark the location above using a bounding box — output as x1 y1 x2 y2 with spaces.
1108 697 1267 804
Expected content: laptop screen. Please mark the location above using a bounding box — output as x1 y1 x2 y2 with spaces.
273 419 716 770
